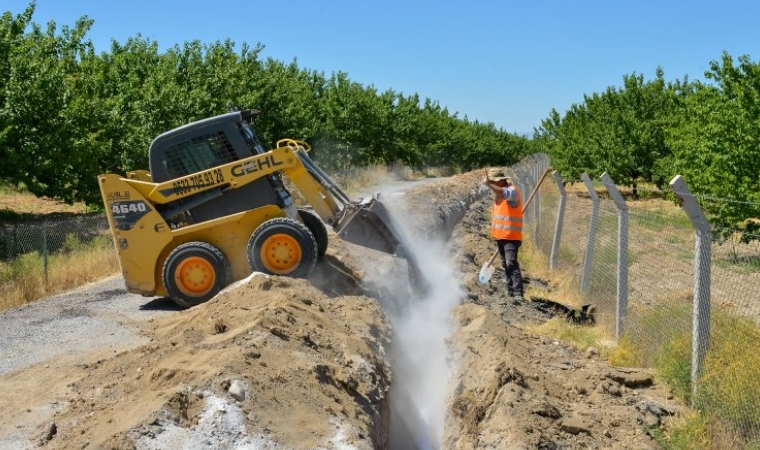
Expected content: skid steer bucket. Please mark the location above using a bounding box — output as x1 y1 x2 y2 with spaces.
336 197 403 255
335 196 429 294
293 149 428 293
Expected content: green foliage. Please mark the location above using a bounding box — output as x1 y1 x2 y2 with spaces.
0 3 100 204
534 52 760 236
535 68 677 189
0 2 529 205
8 251 44 279
662 52 760 238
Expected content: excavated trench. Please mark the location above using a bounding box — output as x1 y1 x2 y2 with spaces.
308 172 486 449
313 171 678 450
0 171 679 449
358 174 487 449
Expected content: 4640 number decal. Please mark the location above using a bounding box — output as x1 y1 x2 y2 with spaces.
109 200 151 231
111 202 147 214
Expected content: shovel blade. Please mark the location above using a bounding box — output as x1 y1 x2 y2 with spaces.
478 264 495 284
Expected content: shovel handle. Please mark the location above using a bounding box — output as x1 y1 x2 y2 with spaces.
481 167 551 271
485 248 499 266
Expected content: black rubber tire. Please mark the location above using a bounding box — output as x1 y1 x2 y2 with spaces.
162 241 231 309
298 208 328 260
248 217 318 278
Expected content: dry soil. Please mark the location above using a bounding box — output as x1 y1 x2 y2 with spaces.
0 171 685 449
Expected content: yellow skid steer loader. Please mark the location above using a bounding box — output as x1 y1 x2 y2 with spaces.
98 109 423 307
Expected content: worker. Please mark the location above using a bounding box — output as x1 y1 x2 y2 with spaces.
483 168 524 302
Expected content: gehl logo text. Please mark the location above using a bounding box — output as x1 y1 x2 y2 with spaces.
231 155 284 177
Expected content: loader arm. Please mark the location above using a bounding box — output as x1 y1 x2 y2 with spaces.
115 140 403 255
126 146 338 219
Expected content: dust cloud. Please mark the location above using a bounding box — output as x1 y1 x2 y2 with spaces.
370 191 465 450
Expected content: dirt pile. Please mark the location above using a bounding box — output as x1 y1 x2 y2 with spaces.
0 170 687 449
33 265 394 450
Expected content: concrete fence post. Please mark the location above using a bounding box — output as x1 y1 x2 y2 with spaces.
512 168 529 226
600 172 628 340
549 171 567 270
42 221 49 286
581 173 600 296
533 159 541 231
670 175 711 403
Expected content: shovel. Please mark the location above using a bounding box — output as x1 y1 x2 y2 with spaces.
478 168 551 284
478 250 500 283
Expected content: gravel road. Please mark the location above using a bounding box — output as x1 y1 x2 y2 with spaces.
0 275 177 376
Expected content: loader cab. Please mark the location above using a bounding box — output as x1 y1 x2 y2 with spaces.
147 110 281 224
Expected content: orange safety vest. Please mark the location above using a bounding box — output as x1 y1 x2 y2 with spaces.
491 187 523 241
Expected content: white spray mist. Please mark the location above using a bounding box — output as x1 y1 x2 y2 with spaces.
373 189 465 450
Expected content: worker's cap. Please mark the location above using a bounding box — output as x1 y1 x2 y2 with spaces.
487 168 510 181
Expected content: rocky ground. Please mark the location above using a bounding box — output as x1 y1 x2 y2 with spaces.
0 171 686 449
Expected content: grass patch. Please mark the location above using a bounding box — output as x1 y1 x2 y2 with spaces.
521 235 618 356
696 311 760 441
0 183 88 222
630 208 693 233
612 296 760 448
529 316 614 356
613 298 693 368
665 234 687 245
0 234 120 312
0 182 28 196
649 410 711 450
713 253 760 275
653 410 760 450
558 244 576 263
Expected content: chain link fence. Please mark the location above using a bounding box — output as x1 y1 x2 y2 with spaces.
512 156 760 446
3 158 760 442
0 214 113 287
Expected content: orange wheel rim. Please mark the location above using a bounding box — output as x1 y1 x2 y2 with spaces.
260 233 302 274
174 256 215 297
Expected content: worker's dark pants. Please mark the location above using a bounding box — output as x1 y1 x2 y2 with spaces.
497 239 523 296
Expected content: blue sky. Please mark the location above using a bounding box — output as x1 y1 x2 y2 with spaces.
4 1 760 135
